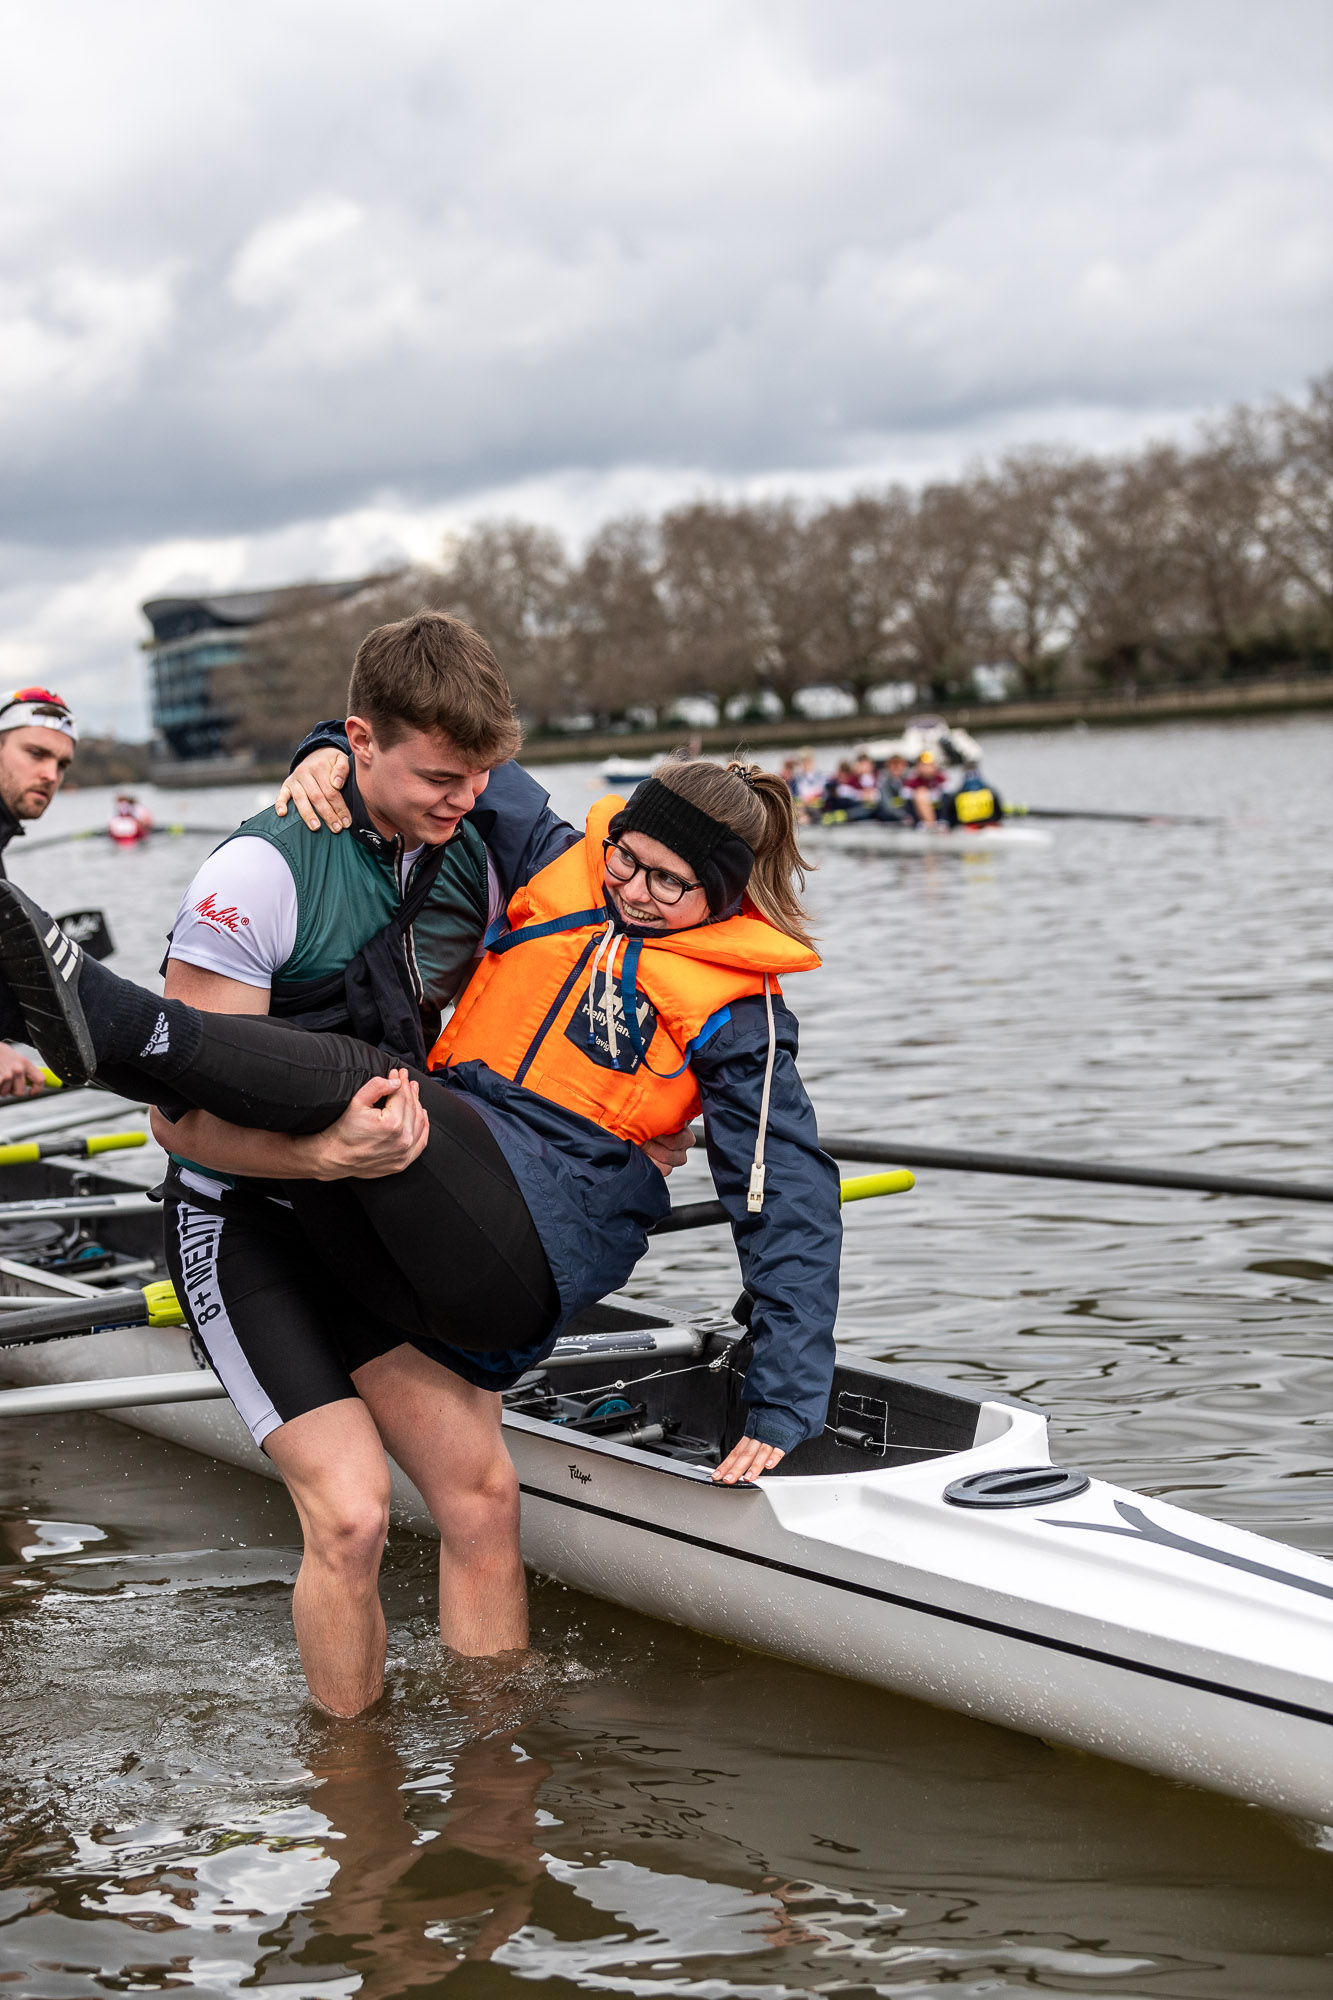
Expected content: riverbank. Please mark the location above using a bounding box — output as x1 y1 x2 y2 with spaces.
139 672 1333 783
517 672 1333 766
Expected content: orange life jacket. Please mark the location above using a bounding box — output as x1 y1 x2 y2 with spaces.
430 796 820 1147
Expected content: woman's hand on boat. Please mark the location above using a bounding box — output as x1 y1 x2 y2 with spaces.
275 748 352 832
712 1436 786 1484
295 1070 429 1179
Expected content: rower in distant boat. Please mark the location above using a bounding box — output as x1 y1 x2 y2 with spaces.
941 762 1005 829
107 794 154 845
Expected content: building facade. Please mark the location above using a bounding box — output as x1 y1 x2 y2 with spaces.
143 579 374 763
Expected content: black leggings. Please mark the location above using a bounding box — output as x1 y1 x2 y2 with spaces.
122 1012 557 1355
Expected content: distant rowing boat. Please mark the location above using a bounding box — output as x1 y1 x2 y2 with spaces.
800 819 1052 854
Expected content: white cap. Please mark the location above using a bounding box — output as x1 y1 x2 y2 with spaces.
0 687 78 743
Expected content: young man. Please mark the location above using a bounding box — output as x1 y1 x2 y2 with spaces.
0 687 78 1096
153 611 685 1716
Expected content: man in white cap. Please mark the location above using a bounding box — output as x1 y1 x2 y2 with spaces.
0 686 78 1095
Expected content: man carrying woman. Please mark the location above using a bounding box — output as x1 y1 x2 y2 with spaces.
0 640 840 1718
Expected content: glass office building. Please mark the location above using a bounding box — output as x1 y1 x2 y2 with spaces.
143 580 370 763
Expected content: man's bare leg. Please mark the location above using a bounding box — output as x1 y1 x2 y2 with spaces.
354 1346 528 1656
265 1398 394 1714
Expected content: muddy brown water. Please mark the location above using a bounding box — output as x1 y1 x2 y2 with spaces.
1 714 1330 1995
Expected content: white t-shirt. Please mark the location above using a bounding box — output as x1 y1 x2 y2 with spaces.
169 836 425 989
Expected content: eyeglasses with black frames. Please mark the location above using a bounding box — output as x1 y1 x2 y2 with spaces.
602 838 703 906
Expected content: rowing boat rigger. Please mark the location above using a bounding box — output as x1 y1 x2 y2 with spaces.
2 1203 1329 1824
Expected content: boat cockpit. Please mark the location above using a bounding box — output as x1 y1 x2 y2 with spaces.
501 1297 1029 1478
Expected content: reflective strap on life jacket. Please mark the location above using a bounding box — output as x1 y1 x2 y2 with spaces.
747 974 777 1214
489 905 608 955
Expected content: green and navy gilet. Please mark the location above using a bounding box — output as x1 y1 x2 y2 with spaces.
224 801 490 1005
170 803 489 1190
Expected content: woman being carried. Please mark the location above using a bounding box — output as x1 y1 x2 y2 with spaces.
0 760 840 1464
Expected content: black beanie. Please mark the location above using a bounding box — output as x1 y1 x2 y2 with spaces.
608 777 755 915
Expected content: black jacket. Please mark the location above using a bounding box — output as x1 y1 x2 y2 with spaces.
0 795 23 880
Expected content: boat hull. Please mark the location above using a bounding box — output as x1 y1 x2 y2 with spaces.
3 1314 1330 1822
510 1419 1333 1822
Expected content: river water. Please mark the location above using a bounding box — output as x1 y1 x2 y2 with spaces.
0 715 1330 1996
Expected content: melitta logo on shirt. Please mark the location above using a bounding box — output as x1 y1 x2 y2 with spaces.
193 892 251 933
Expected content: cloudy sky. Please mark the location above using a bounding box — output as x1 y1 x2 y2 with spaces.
1 0 1329 736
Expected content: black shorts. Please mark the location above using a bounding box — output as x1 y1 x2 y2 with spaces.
162 1178 560 1449
162 1190 412 1449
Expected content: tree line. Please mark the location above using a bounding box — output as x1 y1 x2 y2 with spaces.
227 374 1331 757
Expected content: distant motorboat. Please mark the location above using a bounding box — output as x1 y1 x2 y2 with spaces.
801 819 1051 854
601 753 662 786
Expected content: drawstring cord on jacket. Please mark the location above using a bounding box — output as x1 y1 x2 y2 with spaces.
588 924 778 1216
585 919 620 1061
747 974 776 1214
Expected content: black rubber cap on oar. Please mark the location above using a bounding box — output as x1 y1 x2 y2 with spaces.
0 1288 147 1350
649 1198 728 1234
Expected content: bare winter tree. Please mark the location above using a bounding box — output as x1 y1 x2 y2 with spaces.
1060 450 1191 691
1257 373 1333 637
435 522 573 725
982 450 1085 695
804 495 910 711
655 503 773 720
872 482 997 703
219 376 1330 760
566 516 671 724
224 572 429 761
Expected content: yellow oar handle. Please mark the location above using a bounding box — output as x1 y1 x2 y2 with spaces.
143 1280 185 1326
0 1130 148 1166
839 1170 914 1202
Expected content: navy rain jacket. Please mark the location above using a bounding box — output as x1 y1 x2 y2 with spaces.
292 724 841 1452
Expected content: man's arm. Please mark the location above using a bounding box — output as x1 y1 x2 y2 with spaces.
155 961 314 1176
156 966 427 1179
279 722 580 896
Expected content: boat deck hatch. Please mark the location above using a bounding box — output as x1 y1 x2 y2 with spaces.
945 1465 1090 1508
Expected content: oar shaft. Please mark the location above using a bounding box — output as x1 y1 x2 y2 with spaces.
649 1169 913 1235
0 1288 150 1348
1007 805 1217 826
0 1370 226 1418
0 1091 146 1145
817 1136 1333 1205
0 1192 158 1225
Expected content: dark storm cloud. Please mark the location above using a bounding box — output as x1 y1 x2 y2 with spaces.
2 0 1329 553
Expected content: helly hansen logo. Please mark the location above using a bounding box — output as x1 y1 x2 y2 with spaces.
565 986 657 1074
193 892 250 934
